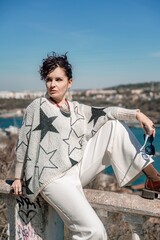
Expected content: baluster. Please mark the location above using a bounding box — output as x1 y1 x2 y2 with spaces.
123 213 147 240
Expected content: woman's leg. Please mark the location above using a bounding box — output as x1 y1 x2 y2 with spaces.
78 120 154 187
41 165 107 240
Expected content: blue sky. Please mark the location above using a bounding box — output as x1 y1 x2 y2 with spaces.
0 0 160 91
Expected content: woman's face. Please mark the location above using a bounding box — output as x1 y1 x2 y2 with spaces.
45 66 72 104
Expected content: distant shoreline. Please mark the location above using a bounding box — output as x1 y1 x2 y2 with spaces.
0 109 24 118
0 112 160 129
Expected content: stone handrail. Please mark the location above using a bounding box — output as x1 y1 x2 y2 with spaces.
0 180 160 239
84 189 160 240
84 189 160 217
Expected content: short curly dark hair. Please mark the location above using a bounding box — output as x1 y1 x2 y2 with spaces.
39 52 72 80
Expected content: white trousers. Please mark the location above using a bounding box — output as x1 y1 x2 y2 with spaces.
41 120 153 240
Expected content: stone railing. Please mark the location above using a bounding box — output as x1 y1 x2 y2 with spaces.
0 180 64 240
84 189 160 240
0 180 160 239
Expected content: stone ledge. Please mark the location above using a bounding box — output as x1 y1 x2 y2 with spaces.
1 180 160 218
84 189 160 217
0 180 11 194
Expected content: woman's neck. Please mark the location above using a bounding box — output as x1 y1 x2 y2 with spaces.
49 97 65 106
49 97 70 112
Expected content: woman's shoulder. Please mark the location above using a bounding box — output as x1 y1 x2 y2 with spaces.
71 100 88 108
71 100 80 106
71 100 86 110
27 97 42 108
25 97 46 114
71 101 92 114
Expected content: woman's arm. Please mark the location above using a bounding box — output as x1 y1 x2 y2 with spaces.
136 111 155 136
106 107 155 136
11 179 23 195
76 102 155 140
11 104 34 195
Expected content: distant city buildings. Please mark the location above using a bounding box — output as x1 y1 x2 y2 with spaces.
0 85 160 102
0 81 160 107
0 91 45 99
1 82 160 123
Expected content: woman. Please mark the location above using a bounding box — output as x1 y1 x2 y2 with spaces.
12 52 160 240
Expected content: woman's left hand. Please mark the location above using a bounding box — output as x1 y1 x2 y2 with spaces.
136 111 155 137
11 179 23 195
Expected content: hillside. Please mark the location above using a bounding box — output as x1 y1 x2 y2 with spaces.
0 81 160 123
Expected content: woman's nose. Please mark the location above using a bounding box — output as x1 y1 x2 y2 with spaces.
51 80 56 87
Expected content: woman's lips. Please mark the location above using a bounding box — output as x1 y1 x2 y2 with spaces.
50 90 57 94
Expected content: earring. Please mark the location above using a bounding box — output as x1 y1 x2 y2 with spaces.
66 88 72 101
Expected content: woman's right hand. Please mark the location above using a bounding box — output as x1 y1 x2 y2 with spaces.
11 179 23 195
136 111 155 137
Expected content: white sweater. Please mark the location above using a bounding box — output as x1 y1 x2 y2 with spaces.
15 97 139 201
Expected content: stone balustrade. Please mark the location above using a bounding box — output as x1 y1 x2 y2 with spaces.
0 180 160 239
0 180 64 240
84 189 160 240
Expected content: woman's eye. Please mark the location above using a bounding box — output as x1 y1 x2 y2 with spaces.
46 78 52 82
56 78 63 81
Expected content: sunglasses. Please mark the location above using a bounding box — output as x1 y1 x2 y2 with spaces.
141 134 155 156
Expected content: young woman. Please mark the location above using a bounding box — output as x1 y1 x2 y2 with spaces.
11 52 160 240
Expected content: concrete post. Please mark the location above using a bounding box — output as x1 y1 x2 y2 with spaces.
123 214 145 240
0 180 64 240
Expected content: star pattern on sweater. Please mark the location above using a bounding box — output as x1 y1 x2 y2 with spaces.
63 128 84 155
16 140 28 152
33 108 59 141
71 106 84 126
22 155 32 172
91 130 97 137
88 107 106 126
22 112 32 127
69 157 78 166
26 155 32 162
25 176 34 194
16 112 32 151
16 129 31 150
40 98 46 106
35 146 57 181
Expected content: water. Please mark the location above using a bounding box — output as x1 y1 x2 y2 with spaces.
0 116 23 129
1 117 160 186
105 127 160 186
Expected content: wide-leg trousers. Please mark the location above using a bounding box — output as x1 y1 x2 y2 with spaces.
40 120 153 240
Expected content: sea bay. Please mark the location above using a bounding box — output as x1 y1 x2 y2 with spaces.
0 116 23 129
106 127 160 185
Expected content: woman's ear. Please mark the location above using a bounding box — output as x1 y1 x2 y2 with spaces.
66 79 72 101
68 78 72 88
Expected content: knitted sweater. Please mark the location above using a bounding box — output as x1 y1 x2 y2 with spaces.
15 97 139 201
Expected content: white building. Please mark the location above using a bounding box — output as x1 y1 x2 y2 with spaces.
0 91 44 99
